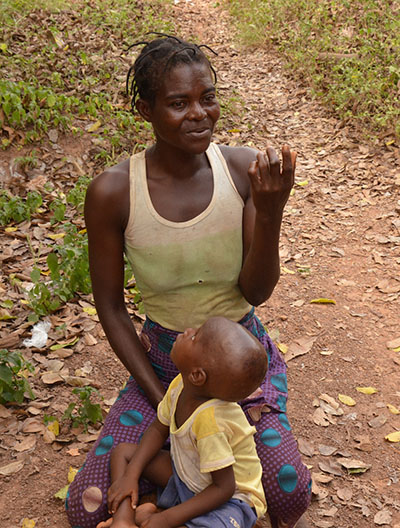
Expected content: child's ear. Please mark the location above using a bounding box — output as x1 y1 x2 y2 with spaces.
136 98 152 122
189 367 207 387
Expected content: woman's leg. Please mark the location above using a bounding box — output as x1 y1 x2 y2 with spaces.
66 380 157 528
240 312 311 527
246 410 311 528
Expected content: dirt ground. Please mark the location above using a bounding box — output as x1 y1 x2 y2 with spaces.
0 0 399 527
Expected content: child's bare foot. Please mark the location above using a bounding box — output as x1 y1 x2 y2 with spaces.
97 518 113 528
96 517 137 528
135 502 158 525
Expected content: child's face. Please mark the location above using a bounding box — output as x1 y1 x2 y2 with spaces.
170 326 205 375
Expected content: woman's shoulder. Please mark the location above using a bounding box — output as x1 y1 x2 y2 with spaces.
85 158 131 226
87 158 131 200
217 144 258 168
216 144 259 201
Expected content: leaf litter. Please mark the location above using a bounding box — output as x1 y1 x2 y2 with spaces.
1 0 400 526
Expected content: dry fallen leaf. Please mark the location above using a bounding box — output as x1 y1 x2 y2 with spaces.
338 394 356 406
374 510 392 525
310 298 336 304
318 444 337 456
298 437 316 457
368 415 387 428
14 436 37 452
386 337 400 349
313 407 330 427
356 386 377 394
0 459 24 476
385 431 400 442
285 335 318 361
336 487 353 501
337 457 371 474
21 519 36 528
387 403 400 414
318 460 342 476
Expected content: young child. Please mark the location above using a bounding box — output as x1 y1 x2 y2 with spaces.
97 316 268 528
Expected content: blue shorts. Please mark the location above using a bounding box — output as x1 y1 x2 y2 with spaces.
157 464 258 528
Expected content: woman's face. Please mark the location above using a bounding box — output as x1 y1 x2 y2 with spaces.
143 61 220 154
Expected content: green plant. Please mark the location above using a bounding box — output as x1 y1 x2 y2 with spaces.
28 223 91 316
227 0 400 140
62 386 103 431
0 349 35 404
0 190 42 225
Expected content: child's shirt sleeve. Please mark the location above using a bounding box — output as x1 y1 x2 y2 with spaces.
157 374 182 427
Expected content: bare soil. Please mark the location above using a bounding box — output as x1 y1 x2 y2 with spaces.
0 1 399 527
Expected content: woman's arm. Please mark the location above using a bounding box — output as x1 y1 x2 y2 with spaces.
84 165 165 408
225 145 295 306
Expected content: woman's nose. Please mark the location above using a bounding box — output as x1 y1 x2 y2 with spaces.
187 102 206 120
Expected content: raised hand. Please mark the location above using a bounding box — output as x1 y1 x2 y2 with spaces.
247 145 296 221
107 475 139 515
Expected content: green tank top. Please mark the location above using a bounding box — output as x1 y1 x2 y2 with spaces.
124 142 251 331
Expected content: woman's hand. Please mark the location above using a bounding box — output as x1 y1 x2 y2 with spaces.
107 476 139 515
247 145 296 221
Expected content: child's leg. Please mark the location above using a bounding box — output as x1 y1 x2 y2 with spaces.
97 444 173 528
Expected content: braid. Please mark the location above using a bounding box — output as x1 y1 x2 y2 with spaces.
126 34 218 111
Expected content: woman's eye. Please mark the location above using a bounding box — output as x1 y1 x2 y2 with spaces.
203 94 216 103
172 101 185 109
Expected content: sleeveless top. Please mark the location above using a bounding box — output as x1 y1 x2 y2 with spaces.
124 142 251 331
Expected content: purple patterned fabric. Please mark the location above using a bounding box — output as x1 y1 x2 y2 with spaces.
66 310 311 528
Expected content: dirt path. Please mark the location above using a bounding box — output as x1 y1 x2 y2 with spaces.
1 0 399 527
175 2 400 527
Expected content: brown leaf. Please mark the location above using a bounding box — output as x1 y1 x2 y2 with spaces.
318 460 343 476
22 417 45 434
0 460 25 476
318 444 337 456
368 415 387 428
317 506 338 517
41 372 64 385
336 487 353 501
298 437 316 457
14 436 37 452
312 472 334 484
374 510 392 525
285 335 318 361
313 407 330 427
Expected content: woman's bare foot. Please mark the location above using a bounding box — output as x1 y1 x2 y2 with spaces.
135 502 158 525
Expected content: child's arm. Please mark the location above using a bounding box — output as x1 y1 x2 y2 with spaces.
107 417 169 514
142 465 236 528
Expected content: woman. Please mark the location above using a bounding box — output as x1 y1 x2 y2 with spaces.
66 35 311 528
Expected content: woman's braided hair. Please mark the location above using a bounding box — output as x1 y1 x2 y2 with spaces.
126 33 217 111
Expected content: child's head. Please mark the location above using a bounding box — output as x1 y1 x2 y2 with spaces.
171 317 268 402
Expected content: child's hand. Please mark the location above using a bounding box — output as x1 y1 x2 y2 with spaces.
107 475 139 514
247 145 296 221
140 512 172 528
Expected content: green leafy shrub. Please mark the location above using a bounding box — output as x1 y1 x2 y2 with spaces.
28 223 91 316
228 0 400 139
0 349 35 404
62 386 103 431
0 190 42 225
